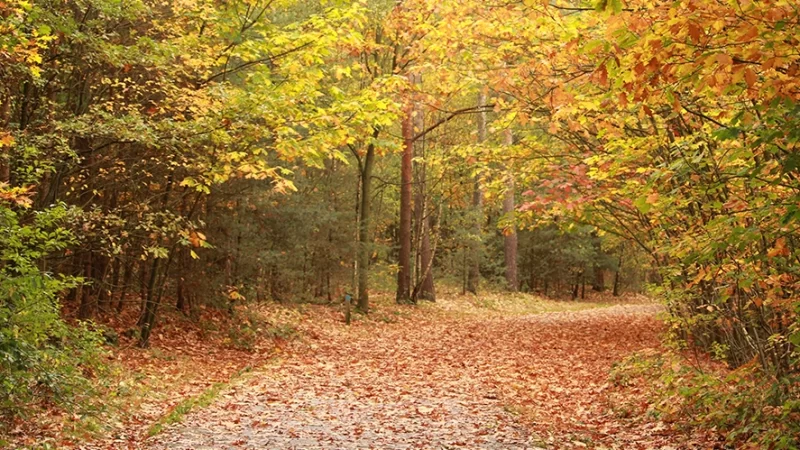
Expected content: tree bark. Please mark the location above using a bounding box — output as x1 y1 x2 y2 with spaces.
417 217 435 300
412 79 434 302
0 90 10 184
77 253 94 319
138 172 174 347
116 257 133 313
592 231 605 291
613 246 623 297
357 129 379 312
396 101 414 304
502 129 518 292
467 91 486 294
138 257 161 347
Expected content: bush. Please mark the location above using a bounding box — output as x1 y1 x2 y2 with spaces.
611 351 800 449
0 203 105 422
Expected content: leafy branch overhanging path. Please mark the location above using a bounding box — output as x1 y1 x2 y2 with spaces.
143 298 706 450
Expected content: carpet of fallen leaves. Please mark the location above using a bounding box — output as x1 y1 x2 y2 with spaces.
7 290 725 449
135 290 720 450
4 304 297 449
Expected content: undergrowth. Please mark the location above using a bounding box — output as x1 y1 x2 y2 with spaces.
611 351 800 449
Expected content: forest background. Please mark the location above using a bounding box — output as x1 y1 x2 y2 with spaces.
1 0 799 447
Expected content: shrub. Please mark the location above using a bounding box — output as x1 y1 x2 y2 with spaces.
0 203 105 422
611 351 800 449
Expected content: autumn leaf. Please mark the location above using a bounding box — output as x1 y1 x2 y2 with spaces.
744 67 757 88
716 53 734 67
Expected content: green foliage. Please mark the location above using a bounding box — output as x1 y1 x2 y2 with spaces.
0 203 105 421
612 352 800 449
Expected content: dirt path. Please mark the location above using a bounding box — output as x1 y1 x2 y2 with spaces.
145 302 682 449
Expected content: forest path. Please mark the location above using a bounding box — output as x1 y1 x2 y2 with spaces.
146 298 677 450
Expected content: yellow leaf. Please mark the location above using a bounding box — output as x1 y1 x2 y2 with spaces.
0 133 14 147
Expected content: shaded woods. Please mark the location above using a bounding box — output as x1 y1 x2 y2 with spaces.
1 0 799 447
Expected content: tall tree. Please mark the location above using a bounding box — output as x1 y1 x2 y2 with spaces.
466 90 486 294
396 99 415 303
412 75 435 302
356 129 380 312
502 128 518 292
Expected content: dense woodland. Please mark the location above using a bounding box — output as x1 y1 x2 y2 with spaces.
1 0 799 447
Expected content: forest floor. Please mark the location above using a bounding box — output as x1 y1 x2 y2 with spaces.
10 290 722 449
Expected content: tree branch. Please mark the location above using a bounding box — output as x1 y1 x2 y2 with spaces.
411 104 496 144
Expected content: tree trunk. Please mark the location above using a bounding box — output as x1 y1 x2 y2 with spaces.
109 256 122 303
467 91 486 294
176 277 185 311
138 257 161 347
613 246 623 297
413 189 435 301
94 254 110 311
412 80 434 302
417 216 435 300
137 259 149 325
593 266 605 292
116 257 133 313
592 231 605 291
0 90 10 184
572 271 581 300
357 129 379 312
77 253 94 319
502 129 518 292
139 172 174 347
581 271 586 299
396 101 414 304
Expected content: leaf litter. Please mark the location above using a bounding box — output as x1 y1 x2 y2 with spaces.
132 290 720 450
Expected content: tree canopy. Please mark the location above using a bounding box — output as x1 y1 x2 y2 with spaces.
2 0 799 446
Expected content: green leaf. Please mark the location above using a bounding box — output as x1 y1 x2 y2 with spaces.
634 196 652 214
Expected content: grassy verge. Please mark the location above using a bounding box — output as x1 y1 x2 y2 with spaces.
147 380 227 436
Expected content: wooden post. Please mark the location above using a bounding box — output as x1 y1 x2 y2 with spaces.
344 292 352 325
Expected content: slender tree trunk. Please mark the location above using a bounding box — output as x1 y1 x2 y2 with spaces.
396 101 414 304
137 259 149 325
357 129 379 312
139 172 174 347
94 255 110 311
413 188 435 301
412 79 434 302
592 231 605 291
138 257 161 347
0 90 10 184
502 129 518 292
176 275 185 311
175 192 190 313
417 217 435 300
467 91 486 294
462 251 468 294
116 257 133 313
572 271 581 300
106 256 121 310
613 246 623 297
78 253 94 319
581 270 586 299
